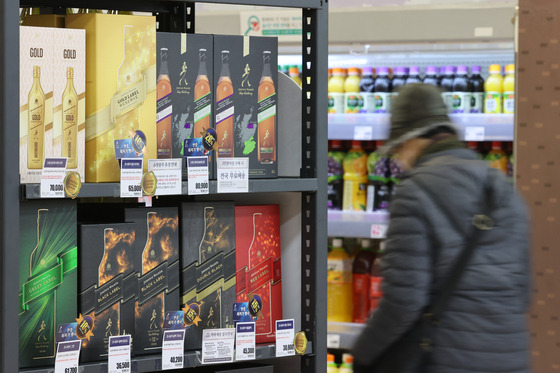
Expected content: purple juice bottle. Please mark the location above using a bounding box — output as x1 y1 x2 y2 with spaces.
373 67 392 113
406 66 422 84
452 65 472 113
423 65 439 86
440 66 456 113
470 65 485 113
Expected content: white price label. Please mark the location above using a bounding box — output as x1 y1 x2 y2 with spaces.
276 319 295 357
202 328 235 364
327 334 341 349
108 335 131 373
41 158 67 198
162 330 186 370
217 158 249 193
148 158 182 196
235 322 256 361
54 340 81 373
464 126 485 141
120 159 143 198
187 156 209 195
354 126 373 141
370 224 388 239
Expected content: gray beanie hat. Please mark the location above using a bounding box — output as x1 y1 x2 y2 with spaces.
383 83 457 153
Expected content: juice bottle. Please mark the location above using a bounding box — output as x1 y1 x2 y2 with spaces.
373 67 392 113
503 64 515 114
328 238 353 323
359 67 376 113
452 65 472 114
470 65 485 113
441 66 455 113
423 65 439 87
328 68 345 114
485 141 508 174
406 66 422 84
327 353 339 373
343 141 368 211
437 66 445 86
353 239 377 323
391 66 407 103
484 64 503 114
344 67 362 114
389 155 403 199
328 140 345 210
289 66 302 87
366 141 390 211
467 141 483 159
339 354 354 373
369 242 385 315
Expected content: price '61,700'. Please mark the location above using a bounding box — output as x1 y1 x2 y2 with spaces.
64 368 77 373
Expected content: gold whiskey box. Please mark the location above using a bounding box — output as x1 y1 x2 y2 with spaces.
22 14 65 28
20 26 54 183
66 14 157 182
52 28 85 180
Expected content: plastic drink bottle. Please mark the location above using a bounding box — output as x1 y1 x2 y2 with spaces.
470 65 485 113
353 239 377 323
369 243 384 315
366 141 390 211
373 67 392 113
328 68 345 114
406 66 422 84
503 64 515 114
343 141 368 211
441 66 455 113
339 354 354 373
328 238 353 323
289 66 302 87
391 66 407 103
389 155 403 199
485 141 508 174
423 65 439 87
327 353 339 373
328 140 345 210
359 67 376 113
484 64 504 114
344 67 362 113
452 65 472 114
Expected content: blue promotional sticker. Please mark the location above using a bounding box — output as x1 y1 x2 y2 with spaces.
233 302 253 323
56 323 79 343
164 311 185 330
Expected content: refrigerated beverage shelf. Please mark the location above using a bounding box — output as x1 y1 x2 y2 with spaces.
328 210 390 239
327 322 365 350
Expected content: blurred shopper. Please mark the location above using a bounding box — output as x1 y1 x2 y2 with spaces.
353 84 531 373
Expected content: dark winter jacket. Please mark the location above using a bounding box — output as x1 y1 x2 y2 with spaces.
353 142 531 373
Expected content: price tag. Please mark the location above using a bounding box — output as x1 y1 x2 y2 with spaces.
327 334 341 349
370 224 388 239
148 158 182 196
187 156 209 195
354 126 373 141
464 126 485 141
108 335 131 373
275 319 295 357
235 322 256 361
120 159 143 198
54 340 81 373
41 158 67 198
217 158 249 193
202 328 235 364
162 329 186 370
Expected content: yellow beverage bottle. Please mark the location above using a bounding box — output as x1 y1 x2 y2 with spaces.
328 68 345 114
327 353 340 373
344 67 361 114
327 239 353 323
484 64 503 114
503 64 515 114
289 66 302 87
343 141 368 211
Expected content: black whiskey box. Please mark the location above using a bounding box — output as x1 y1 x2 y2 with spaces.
19 200 78 368
213 35 278 178
156 32 214 179
125 207 180 355
180 201 236 350
78 223 136 362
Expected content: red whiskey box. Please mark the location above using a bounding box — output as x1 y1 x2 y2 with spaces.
234 205 282 344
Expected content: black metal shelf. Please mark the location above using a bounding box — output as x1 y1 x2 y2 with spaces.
20 343 314 372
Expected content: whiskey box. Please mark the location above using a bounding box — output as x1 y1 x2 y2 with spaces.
66 14 157 182
20 26 54 183
19 200 77 368
156 32 214 179
234 205 282 344
52 28 86 181
22 14 65 28
213 35 278 178
124 207 180 355
180 201 236 350
78 223 136 362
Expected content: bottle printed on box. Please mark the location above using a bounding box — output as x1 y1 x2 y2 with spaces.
28 66 45 169
157 48 172 158
194 49 212 140
216 51 235 158
62 67 78 168
257 51 276 164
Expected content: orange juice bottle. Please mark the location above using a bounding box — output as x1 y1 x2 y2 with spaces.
503 64 515 114
289 66 302 87
328 68 345 113
344 67 362 114
485 142 508 174
328 238 353 323
343 141 368 211
484 65 503 114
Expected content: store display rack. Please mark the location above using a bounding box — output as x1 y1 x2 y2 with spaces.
328 113 515 141
326 322 364 351
1 0 328 372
